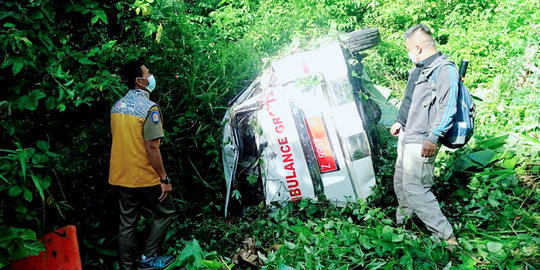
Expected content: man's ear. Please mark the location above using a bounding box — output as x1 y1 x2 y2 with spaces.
415 45 421 55
135 77 145 87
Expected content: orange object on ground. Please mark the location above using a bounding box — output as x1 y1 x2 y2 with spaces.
9 225 82 270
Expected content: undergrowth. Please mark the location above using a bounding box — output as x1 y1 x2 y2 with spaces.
1 0 538 269
166 123 539 269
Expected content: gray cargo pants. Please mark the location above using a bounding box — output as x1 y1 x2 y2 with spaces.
393 132 454 239
117 185 176 270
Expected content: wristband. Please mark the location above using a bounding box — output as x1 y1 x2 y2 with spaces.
160 176 170 184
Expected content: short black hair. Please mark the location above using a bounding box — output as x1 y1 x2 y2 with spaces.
121 61 144 89
404 24 434 41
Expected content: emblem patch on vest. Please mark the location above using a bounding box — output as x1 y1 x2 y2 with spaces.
151 111 160 123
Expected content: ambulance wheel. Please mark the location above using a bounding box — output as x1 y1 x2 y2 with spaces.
342 28 380 52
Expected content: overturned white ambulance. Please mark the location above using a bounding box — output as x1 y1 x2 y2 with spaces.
222 29 381 216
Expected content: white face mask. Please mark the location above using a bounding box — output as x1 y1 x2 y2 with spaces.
407 42 434 64
146 75 156 92
408 51 418 64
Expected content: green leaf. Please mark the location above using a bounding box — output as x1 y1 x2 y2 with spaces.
467 149 497 167
532 165 539 174
29 11 44 20
366 261 387 268
14 201 27 213
41 3 56 21
23 188 33 202
45 97 56 110
156 23 163 43
87 47 100 57
398 254 412 267
392 233 404 242
487 193 500 207
453 155 478 171
231 189 241 200
3 22 15 28
298 199 308 208
278 263 297 270
12 59 24 75
0 227 43 266
8 186 22 197
40 176 52 190
476 134 508 150
18 150 27 179
323 220 335 229
179 239 203 265
11 239 44 260
64 79 75 86
0 227 42 247
0 175 12 185
502 156 518 170
382 225 393 240
461 239 474 251
36 141 50 151
54 64 64 78
19 37 32 47
0 10 19 20
487 242 503 253
381 218 393 225
284 240 296 249
199 260 222 268
30 174 45 202
57 103 66 112
1 57 13 69
77 57 96 65
93 9 108 24
17 90 46 110
46 151 59 158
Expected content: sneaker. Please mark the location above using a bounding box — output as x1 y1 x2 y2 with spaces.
445 237 459 252
402 229 418 240
138 254 175 270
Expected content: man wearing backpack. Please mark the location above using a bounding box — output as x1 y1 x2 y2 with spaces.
389 24 458 247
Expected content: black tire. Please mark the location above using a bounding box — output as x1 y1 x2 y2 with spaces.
342 28 380 52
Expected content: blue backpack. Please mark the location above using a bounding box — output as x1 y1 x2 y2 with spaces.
429 62 475 149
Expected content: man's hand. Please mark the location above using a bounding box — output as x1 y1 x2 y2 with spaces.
390 122 402 137
159 182 172 202
421 140 437 157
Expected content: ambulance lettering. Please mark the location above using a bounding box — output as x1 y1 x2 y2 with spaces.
265 90 303 201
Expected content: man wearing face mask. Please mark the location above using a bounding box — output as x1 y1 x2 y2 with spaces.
109 61 175 269
389 24 459 248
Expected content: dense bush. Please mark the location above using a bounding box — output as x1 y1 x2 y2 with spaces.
0 0 538 269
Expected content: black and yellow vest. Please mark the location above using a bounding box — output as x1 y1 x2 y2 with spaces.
109 90 160 187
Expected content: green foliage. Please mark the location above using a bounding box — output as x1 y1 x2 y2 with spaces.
258 201 454 269
172 0 537 269
164 239 232 269
0 226 44 268
0 0 538 268
0 142 51 222
1 0 147 264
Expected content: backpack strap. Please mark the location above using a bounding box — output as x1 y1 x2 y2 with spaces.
423 60 456 109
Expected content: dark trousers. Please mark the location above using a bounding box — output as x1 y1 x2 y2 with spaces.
117 185 175 270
